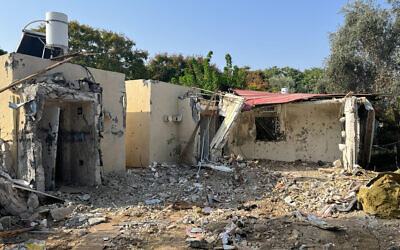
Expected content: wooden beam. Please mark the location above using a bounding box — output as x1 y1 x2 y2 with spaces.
362 109 375 168
11 184 63 201
0 225 39 237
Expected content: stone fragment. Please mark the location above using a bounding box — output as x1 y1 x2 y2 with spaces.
50 205 74 221
284 196 293 204
27 193 40 210
185 238 208 249
88 216 106 226
79 194 91 201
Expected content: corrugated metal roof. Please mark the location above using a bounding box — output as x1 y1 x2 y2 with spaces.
232 89 372 110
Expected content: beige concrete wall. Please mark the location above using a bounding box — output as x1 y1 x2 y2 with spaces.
228 101 342 162
0 54 17 142
125 80 198 167
125 80 151 167
177 97 199 165
0 53 126 173
149 81 194 163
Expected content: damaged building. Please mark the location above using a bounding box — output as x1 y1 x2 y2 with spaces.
0 52 126 191
125 83 375 172
125 79 200 167
226 90 376 170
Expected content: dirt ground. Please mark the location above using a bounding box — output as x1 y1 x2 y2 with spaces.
1 160 400 249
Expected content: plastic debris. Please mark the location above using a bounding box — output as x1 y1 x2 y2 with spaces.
294 211 344 231
79 194 91 201
145 199 161 205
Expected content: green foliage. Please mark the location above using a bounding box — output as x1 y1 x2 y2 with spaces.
0 48 6 56
178 51 218 90
174 51 247 91
219 54 248 90
301 68 325 93
257 66 324 93
325 0 400 163
146 53 188 82
268 75 295 92
325 0 398 96
246 70 268 90
34 21 148 79
31 20 323 93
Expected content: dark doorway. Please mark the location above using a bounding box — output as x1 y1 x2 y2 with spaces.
55 109 64 186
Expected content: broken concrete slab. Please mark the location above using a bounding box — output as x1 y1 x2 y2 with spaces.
209 94 245 160
0 178 28 216
50 205 75 221
87 217 107 226
27 193 39 211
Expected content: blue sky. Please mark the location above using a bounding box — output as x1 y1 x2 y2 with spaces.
0 0 379 71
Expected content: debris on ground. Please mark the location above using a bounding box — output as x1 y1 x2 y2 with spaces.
294 211 344 231
1 160 400 249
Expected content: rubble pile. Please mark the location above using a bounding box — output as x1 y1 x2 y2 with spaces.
1 160 400 249
268 166 371 217
85 160 281 209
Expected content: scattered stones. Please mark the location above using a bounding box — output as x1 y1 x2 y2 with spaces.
0 160 397 249
185 238 208 249
333 159 342 168
284 196 293 205
50 205 74 221
27 193 39 210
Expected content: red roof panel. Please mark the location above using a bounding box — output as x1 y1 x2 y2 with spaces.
232 89 356 110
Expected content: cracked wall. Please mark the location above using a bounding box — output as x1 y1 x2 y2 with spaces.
0 53 126 190
15 77 102 191
228 100 343 162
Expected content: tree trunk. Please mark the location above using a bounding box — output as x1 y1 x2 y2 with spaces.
393 109 400 168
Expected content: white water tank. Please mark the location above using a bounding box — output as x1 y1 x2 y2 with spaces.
45 11 68 51
281 88 289 94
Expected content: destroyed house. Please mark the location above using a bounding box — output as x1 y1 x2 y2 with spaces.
125 81 375 171
226 89 376 169
0 53 126 191
125 80 246 167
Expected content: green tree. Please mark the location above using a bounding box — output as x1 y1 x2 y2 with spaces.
268 75 295 92
176 51 247 91
325 0 400 163
219 54 248 90
301 67 325 93
146 53 189 82
263 66 315 93
35 21 148 79
325 0 397 93
178 51 219 90
246 70 268 90
0 48 6 56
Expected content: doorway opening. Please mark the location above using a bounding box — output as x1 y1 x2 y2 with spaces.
38 101 97 190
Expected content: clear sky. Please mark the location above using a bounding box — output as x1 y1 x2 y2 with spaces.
0 0 370 71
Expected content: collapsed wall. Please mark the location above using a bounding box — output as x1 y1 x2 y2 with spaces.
13 73 103 191
0 53 127 194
